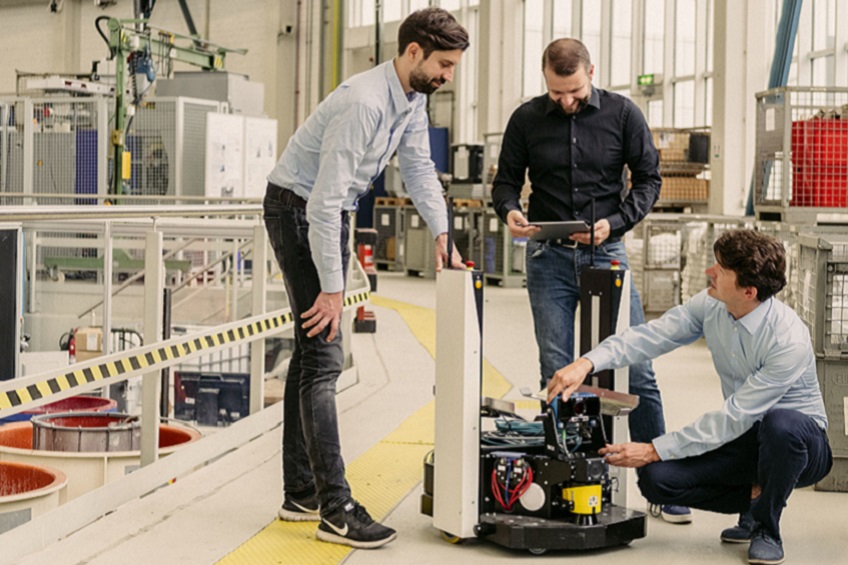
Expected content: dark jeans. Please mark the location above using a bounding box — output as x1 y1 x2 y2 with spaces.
525 238 666 444
264 185 351 516
638 409 833 539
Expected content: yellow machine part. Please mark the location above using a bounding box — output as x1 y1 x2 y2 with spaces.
562 484 603 515
122 151 132 180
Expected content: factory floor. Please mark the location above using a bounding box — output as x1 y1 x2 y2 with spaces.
17 273 848 565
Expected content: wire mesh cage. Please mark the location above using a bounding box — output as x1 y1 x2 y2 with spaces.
0 102 9 200
373 203 405 270
0 96 108 205
633 215 684 312
623 229 644 299
755 87 848 209
652 127 711 204
130 97 221 201
797 233 848 357
754 221 797 309
403 207 435 277
451 206 484 270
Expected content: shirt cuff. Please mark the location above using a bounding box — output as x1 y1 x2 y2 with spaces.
652 434 680 461
318 268 345 295
583 349 612 374
606 213 626 236
427 217 449 239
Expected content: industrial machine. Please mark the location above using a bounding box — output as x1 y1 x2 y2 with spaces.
422 221 646 555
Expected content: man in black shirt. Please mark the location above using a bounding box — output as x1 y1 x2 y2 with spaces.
492 38 690 524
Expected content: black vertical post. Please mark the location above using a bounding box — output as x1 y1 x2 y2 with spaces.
447 196 454 269
0 230 17 381
160 287 172 417
590 198 596 267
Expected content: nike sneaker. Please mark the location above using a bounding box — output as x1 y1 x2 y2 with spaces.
316 500 397 549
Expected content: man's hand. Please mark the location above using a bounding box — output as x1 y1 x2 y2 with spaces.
301 291 344 341
506 210 542 239
598 442 661 468
546 357 594 403
569 218 611 246
435 232 465 271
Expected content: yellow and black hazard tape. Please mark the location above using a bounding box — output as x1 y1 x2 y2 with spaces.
344 291 370 308
0 291 370 412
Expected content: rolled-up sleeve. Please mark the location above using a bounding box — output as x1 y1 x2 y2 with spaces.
397 103 448 238
307 102 379 293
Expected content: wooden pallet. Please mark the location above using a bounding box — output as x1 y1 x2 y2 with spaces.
451 198 484 208
375 196 412 207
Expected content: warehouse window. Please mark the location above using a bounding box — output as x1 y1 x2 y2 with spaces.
581 1 602 81
643 0 665 76
553 0 573 38
674 0 696 77
523 0 546 97
383 1 402 22
347 0 376 28
609 0 632 88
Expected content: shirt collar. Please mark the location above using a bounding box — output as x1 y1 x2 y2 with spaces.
386 60 416 112
544 85 602 115
736 297 772 334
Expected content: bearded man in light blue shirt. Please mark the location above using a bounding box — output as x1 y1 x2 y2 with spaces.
263 7 468 550
547 229 832 565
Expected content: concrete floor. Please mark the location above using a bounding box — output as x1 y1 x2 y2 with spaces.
15 272 848 564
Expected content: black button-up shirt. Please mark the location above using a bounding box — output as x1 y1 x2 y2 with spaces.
492 87 661 238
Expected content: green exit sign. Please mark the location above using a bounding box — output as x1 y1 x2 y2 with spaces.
637 73 655 86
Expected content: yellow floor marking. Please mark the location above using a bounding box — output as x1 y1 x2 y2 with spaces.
217 292 512 564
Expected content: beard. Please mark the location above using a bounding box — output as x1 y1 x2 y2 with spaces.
562 94 590 115
409 66 446 95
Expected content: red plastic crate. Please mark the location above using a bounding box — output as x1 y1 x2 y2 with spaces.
792 118 848 167
791 118 848 207
792 166 848 207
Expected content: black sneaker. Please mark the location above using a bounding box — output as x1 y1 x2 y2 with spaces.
748 527 784 565
316 501 397 549
278 493 320 522
721 511 756 543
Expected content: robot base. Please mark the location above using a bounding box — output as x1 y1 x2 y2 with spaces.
477 505 646 554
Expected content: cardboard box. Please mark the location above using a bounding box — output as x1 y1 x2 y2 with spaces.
660 177 709 202
75 327 103 353
659 148 688 162
76 350 103 362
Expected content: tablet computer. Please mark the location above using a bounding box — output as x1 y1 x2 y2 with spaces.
528 221 591 241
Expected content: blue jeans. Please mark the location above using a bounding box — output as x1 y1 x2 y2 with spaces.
263 187 351 515
638 409 832 539
525 238 666 444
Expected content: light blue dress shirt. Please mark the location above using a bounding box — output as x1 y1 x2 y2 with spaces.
267 61 448 293
584 289 828 461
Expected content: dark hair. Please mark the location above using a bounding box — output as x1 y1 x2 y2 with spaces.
397 7 470 58
713 230 786 302
542 38 592 76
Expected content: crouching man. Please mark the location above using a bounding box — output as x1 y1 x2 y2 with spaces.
547 229 832 565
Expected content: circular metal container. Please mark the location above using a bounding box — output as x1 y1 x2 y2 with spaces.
30 412 141 453
0 395 118 424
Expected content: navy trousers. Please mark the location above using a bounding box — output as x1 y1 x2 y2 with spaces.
638 409 832 539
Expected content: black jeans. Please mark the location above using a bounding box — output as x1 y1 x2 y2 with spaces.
638 408 832 539
263 184 351 516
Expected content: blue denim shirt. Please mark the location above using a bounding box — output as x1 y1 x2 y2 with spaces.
267 61 448 293
584 290 828 461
